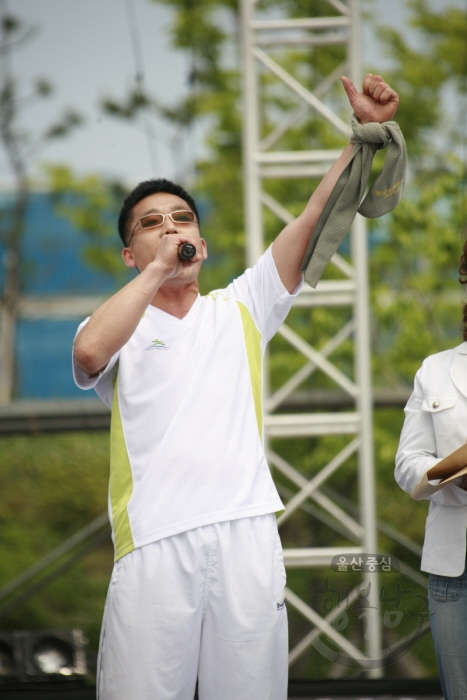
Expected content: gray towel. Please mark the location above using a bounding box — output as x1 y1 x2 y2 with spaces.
301 115 407 288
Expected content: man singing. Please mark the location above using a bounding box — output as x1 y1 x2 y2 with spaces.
73 74 399 700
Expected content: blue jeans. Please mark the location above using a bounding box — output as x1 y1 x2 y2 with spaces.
429 567 467 700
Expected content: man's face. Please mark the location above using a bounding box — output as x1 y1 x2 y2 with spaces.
122 191 207 283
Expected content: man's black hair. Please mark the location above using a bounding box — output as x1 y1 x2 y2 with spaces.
118 178 200 246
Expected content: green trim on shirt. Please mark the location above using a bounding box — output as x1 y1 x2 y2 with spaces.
237 302 263 439
110 374 135 561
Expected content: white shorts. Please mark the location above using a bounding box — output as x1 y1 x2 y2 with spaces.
97 514 288 700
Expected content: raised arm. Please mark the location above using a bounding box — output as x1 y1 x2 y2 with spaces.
271 74 400 293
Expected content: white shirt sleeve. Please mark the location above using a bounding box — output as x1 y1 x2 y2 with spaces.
72 317 119 409
226 245 302 342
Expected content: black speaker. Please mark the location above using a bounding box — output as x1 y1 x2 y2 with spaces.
0 629 87 682
0 632 23 680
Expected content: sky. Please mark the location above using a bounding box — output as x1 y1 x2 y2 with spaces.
2 0 194 188
1 0 464 189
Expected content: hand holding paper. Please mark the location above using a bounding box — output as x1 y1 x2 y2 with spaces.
411 442 467 500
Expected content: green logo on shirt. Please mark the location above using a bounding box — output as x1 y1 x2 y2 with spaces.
145 339 169 351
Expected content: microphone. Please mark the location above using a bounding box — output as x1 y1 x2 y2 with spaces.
179 243 196 260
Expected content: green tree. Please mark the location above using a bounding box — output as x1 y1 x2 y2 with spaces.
0 431 113 675
368 0 467 384
45 164 130 284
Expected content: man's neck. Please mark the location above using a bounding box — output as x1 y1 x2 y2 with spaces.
150 281 199 319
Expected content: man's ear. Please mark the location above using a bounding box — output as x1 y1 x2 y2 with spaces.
122 247 137 268
200 238 208 260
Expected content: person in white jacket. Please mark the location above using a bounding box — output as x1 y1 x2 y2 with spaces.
395 241 467 700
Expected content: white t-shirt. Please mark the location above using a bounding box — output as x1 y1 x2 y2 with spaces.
73 247 301 560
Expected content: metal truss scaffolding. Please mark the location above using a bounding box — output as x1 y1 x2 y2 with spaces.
240 0 382 676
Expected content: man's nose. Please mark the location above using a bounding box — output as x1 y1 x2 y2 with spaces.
163 217 178 234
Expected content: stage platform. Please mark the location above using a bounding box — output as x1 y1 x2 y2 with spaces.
0 678 444 699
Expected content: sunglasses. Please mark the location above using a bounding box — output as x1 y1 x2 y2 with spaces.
128 210 198 244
